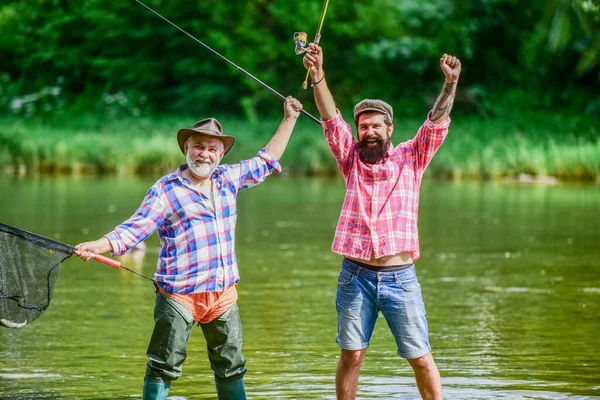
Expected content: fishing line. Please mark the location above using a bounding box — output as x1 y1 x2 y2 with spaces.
135 0 321 124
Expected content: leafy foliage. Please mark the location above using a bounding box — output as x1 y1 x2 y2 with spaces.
0 0 598 118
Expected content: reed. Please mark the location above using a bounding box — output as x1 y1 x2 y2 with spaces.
0 112 598 181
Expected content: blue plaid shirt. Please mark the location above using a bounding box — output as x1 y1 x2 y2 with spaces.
105 149 281 294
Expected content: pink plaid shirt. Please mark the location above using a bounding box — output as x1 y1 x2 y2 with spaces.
322 110 450 261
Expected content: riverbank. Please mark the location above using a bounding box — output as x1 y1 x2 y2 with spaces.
1 110 598 181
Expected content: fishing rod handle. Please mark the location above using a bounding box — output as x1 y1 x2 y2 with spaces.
90 253 122 269
302 34 322 90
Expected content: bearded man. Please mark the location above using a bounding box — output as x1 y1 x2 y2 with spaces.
75 97 303 400
303 43 461 400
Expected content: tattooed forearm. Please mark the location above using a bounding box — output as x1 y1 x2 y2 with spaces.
430 80 457 122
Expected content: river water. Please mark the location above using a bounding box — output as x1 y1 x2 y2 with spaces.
0 175 598 399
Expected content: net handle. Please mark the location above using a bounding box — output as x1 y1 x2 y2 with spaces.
89 253 121 269
0 221 155 284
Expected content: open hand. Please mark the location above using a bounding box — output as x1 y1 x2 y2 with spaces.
440 54 461 82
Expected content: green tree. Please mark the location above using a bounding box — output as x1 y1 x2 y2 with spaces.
0 0 597 118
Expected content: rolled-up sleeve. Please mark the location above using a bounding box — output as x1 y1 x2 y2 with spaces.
322 110 355 176
227 148 281 192
105 186 166 256
403 112 451 173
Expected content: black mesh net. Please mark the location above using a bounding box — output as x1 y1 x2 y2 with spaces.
0 222 73 328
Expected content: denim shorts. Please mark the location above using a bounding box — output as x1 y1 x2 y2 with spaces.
336 258 431 359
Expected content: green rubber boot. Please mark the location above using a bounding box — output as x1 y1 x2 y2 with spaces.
215 377 246 400
143 380 171 400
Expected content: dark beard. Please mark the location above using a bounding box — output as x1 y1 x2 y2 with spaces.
358 137 391 164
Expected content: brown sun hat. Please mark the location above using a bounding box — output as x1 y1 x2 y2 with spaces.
353 99 394 125
177 118 235 155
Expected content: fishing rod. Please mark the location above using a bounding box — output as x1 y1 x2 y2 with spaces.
134 0 321 125
301 0 330 89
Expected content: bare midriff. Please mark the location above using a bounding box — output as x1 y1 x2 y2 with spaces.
347 251 414 267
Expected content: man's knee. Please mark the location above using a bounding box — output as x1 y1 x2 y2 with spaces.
408 352 435 370
340 349 367 369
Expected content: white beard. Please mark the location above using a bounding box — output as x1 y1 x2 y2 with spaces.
186 153 215 179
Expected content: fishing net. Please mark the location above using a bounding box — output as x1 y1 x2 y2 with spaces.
0 222 74 328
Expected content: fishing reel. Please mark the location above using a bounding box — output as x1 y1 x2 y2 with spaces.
293 32 310 55
294 31 320 89
293 0 329 88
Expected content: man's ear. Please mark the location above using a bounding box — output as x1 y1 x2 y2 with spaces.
183 136 194 154
388 124 394 137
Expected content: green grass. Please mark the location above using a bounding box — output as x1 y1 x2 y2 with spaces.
0 110 598 181
432 112 600 181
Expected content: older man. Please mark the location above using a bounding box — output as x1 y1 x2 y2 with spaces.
303 44 461 400
75 96 303 400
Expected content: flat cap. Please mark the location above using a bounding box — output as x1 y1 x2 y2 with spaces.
353 99 393 124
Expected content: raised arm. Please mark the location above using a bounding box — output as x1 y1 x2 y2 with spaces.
264 96 303 160
430 54 461 124
303 43 336 121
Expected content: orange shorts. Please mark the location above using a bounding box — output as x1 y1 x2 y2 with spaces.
159 285 238 324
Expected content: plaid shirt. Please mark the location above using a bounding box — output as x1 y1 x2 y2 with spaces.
322 110 450 261
105 149 281 294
